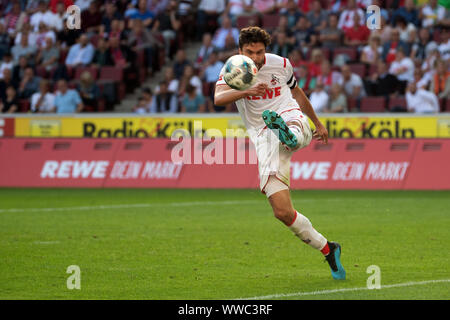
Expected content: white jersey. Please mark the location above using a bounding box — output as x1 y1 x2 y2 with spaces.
216 53 301 133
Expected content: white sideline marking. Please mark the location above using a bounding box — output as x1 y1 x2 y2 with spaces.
236 279 450 300
0 197 429 213
0 200 263 213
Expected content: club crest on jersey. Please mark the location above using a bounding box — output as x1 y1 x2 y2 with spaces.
271 74 280 86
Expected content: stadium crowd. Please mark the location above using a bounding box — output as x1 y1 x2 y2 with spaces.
0 0 449 114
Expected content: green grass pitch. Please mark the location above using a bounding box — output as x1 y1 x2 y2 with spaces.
0 188 449 300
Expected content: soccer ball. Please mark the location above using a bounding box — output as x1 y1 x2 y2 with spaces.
223 55 258 91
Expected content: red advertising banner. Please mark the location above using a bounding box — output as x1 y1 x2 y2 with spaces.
0 138 449 190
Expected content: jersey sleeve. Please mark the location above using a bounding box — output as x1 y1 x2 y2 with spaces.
284 58 297 89
215 65 228 86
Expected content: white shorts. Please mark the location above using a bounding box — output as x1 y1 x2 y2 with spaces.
249 108 312 195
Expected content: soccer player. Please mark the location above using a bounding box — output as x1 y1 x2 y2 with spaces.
214 27 346 280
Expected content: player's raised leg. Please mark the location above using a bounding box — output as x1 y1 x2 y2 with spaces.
266 177 346 280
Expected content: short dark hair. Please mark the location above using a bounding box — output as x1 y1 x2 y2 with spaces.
239 26 271 49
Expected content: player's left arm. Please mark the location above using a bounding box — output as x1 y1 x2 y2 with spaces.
291 86 328 144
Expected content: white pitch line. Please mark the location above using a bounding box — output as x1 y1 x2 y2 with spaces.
236 279 450 300
0 200 264 213
0 196 431 214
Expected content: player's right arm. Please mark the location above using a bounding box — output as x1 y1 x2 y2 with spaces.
214 83 268 106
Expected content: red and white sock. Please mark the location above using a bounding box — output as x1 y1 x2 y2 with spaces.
288 211 328 251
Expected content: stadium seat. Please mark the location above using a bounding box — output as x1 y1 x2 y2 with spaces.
261 14 280 31
445 99 450 112
360 96 387 112
19 99 30 112
332 47 358 62
368 64 377 76
347 97 357 112
349 63 366 78
388 96 407 111
236 14 260 29
98 66 126 100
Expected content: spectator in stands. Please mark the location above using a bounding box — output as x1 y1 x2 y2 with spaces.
389 48 415 93
54 79 84 113
155 67 179 94
360 35 382 66
4 1 29 36
337 0 365 31
133 96 150 114
81 0 102 34
149 80 178 113
212 15 239 51
109 35 129 67
181 83 206 113
14 23 37 47
0 69 17 101
292 16 317 55
272 16 293 40
173 49 190 79
365 59 400 96
430 59 450 99
75 0 93 12
410 28 438 63
108 19 125 39
297 64 316 96
17 67 40 99
225 0 253 24
319 13 342 49
382 28 410 64
282 0 303 29
338 64 366 106
92 37 114 67
35 23 56 49
127 19 160 74
306 0 328 33
195 33 215 68
328 83 348 113
406 81 440 113
30 80 55 113
421 0 446 28
309 81 329 113
49 0 74 13
316 60 342 93
438 27 450 62
200 50 224 84
288 49 303 77
0 53 14 79
413 68 430 90
26 0 44 15
65 34 95 67
133 87 153 113
30 1 55 32
343 12 370 47
51 1 69 32
196 0 225 39
0 23 10 60
0 85 19 113
100 1 123 35
178 64 202 97
391 0 420 28
305 48 324 78
129 0 155 28
148 0 170 16
152 0 181 59
270 31 294 58
77 71 100 111
252 0 277 14
12 55 29 84
11 34 37 65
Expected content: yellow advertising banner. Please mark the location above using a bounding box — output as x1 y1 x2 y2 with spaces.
13 115 450 138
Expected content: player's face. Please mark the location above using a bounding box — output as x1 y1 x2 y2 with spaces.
239 42 266 70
